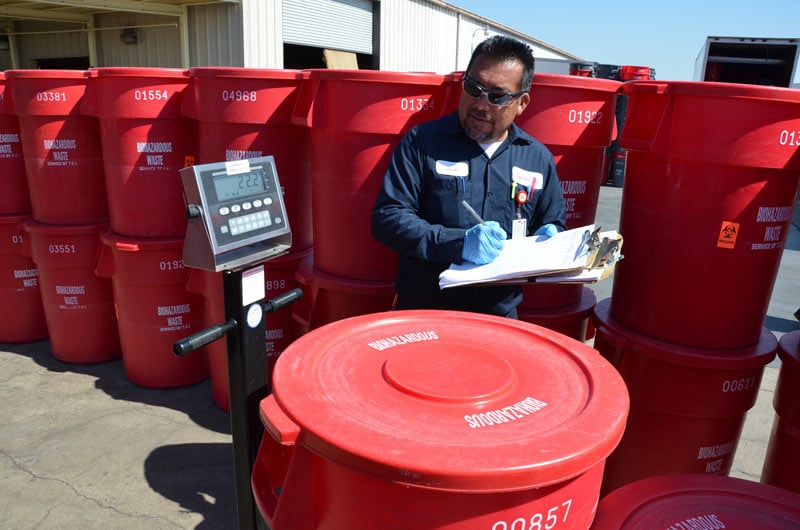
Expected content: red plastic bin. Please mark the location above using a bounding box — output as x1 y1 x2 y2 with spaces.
95 230 208 388
293 69 454 282
517 73 622 228
591 474 800 529
182 67 312 252
612 80 800 349
81 68 196 238
252 310 629 529
761 329 800 494
0 72 31 214
3 70 108 224
516 74 620 312
592 298 777 496
0 215 47 343
21 221 120 363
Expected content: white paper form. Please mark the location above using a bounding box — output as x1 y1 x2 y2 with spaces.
439 224 596 289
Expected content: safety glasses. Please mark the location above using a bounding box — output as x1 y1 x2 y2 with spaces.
462 75 525 106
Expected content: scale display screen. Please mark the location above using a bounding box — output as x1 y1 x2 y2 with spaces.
180 157 291 262
213 171 268 201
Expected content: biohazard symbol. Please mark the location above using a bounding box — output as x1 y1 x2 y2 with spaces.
717 221 739 249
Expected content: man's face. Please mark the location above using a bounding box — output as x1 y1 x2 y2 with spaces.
458 55 530 144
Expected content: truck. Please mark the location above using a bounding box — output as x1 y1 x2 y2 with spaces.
694 36 800 88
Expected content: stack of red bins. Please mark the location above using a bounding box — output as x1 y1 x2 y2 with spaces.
181 67 313 412
82 68 208 388
514 73 622 341
3 69 120 363
593 79 800 496
0 72 48 345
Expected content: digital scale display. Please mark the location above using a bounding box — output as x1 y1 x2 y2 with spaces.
213 171 269 201
179 156 292 271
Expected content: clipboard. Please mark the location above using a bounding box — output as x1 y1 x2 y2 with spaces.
437 224 623 289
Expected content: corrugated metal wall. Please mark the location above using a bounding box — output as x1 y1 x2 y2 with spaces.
187 3 245 67
240 0 282 68
14 20 88 69
94 12 180 67
380 0 458 73
379 0 575 74
284 0 372 54
0 0 576 72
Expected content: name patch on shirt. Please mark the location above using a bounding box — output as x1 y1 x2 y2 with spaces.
512 167 543 190
435 160 469 177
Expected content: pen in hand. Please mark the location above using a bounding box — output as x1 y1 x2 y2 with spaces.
461 200 505 264
461 200 485 224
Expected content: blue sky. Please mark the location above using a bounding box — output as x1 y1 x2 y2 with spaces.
446 0 800 82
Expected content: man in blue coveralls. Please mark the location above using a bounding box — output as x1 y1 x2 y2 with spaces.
371 35 567 318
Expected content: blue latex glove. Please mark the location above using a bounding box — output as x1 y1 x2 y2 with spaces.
534 223 558 239
462 221 506 264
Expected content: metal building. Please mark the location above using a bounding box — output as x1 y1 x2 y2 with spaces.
0 0 581 73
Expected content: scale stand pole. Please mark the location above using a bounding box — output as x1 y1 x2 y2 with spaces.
174 272 302 530
223 265 269 530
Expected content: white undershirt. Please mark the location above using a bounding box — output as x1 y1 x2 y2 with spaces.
478 140 503 158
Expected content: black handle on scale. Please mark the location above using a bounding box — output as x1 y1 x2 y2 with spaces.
172 288 303 357
173 320 238 357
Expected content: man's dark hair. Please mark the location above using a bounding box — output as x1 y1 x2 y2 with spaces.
466 35 535 93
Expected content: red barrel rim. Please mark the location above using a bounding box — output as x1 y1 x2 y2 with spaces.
22 220 108 235
100 229 184 250
593 473 800 528
301 68 447 85
268 309 629 492
297 263 397 293
531 72 622 92
0 214 32 225
597 298 778 369
518 286 596 317
188 66 303 79
778 330 800 369
622 79 800 103
90 67 189 79
4 69 88 79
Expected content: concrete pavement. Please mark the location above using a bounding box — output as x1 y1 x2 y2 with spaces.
1 184 797 529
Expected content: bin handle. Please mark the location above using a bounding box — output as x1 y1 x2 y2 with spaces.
251 394 300 525
19 224 32 259
619 81 672 154
114 241 141 251
291 267 316 329
591 320 629 368
94 239 115 278
291 77 319 128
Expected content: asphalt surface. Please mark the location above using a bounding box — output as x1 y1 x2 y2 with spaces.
1 184 797 529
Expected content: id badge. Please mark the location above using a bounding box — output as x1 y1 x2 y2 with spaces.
511 218 527 239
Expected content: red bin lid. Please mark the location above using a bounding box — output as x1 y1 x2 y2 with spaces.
265 310 629 492
591 474 800 528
